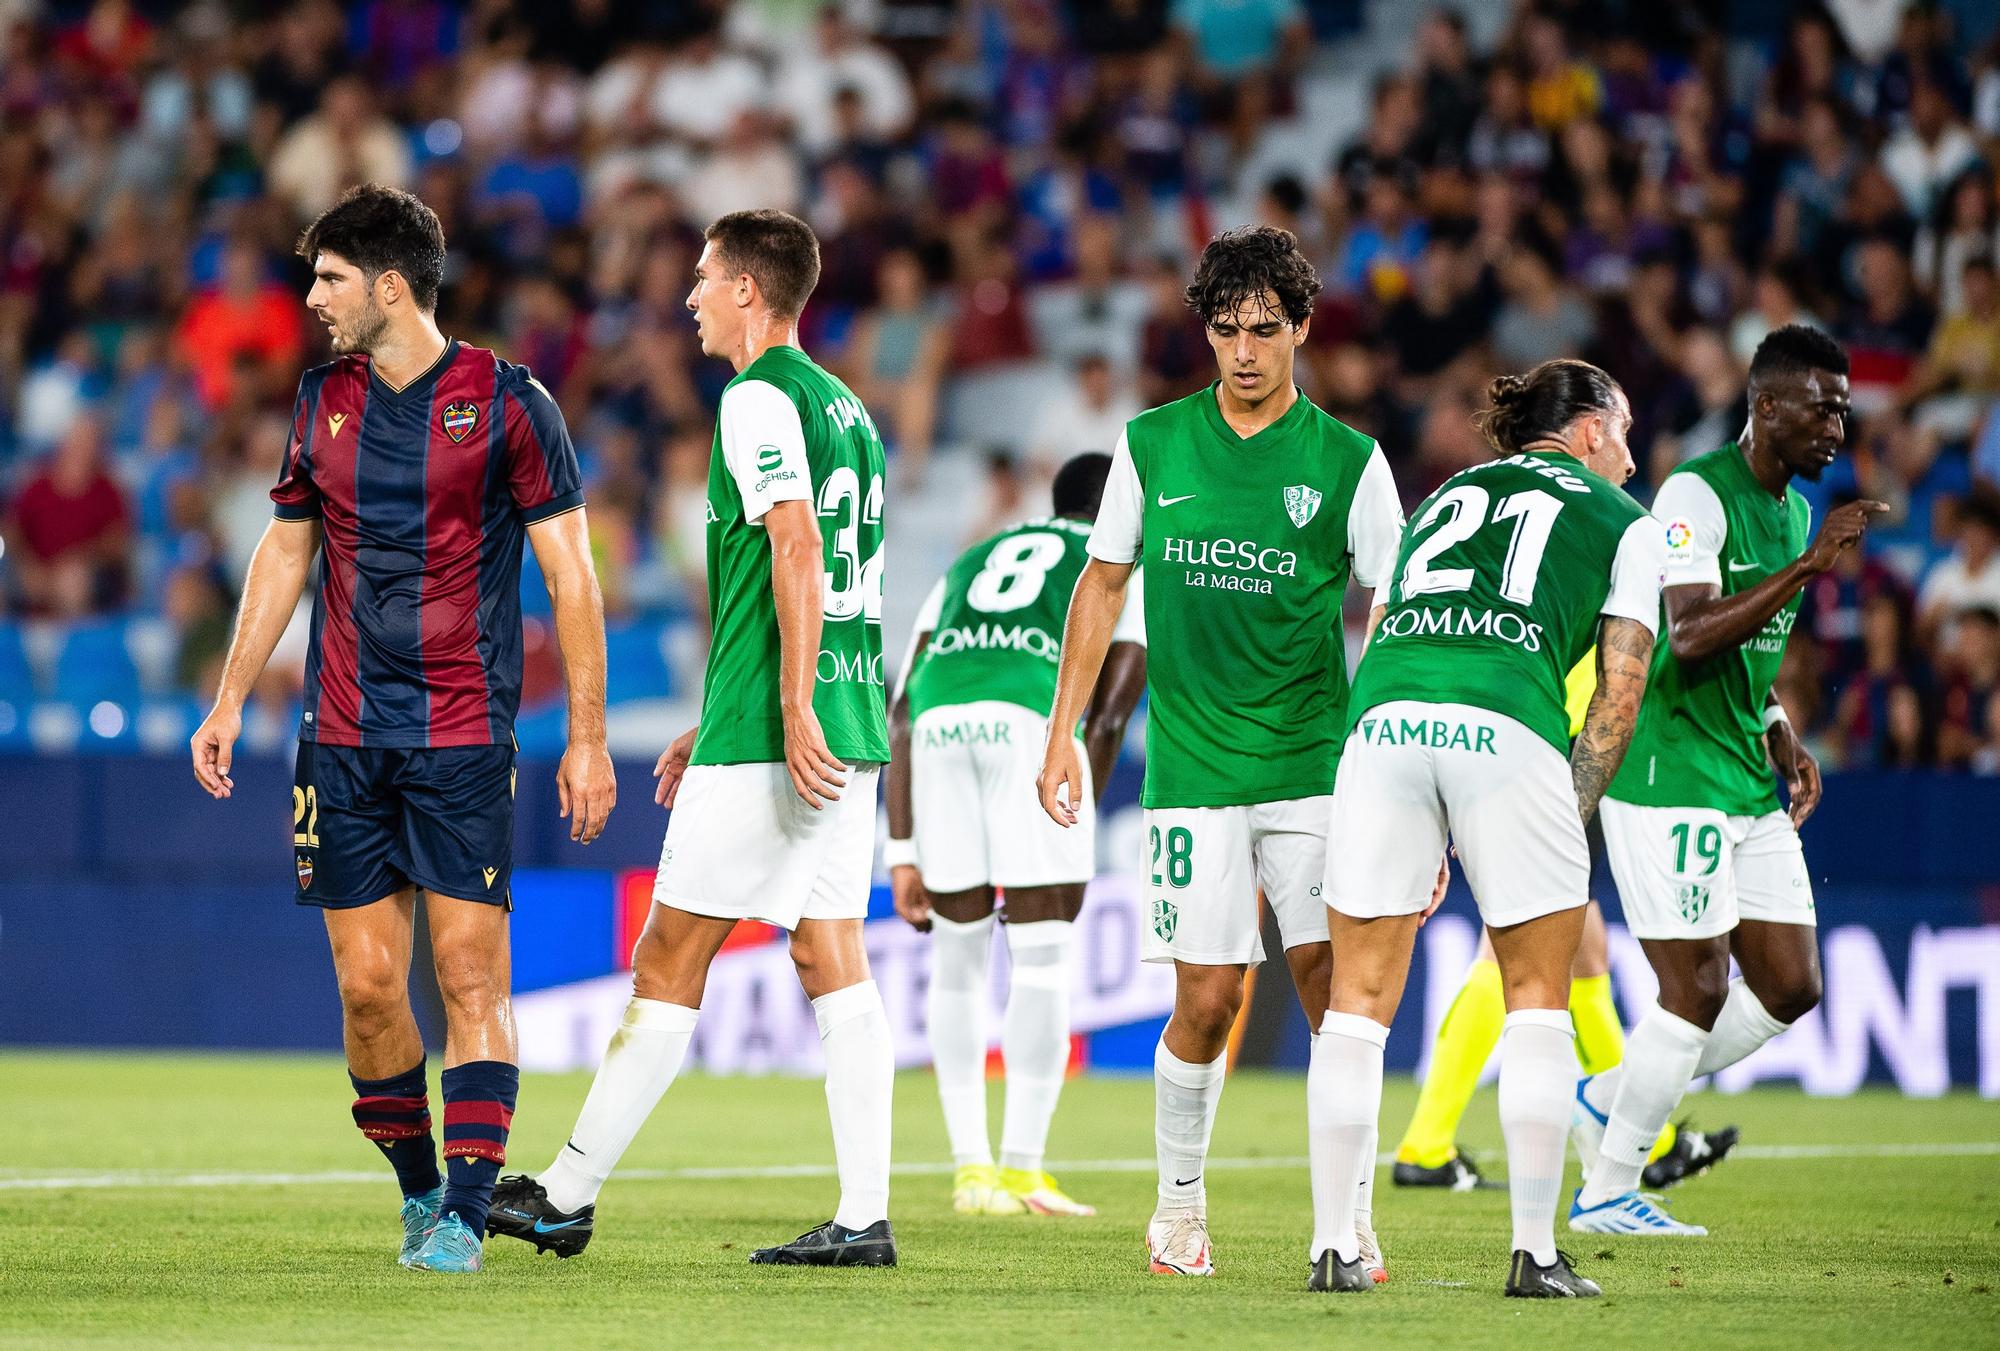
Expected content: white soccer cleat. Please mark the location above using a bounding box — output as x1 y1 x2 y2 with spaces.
1570 1075 1607 1181
1567 1189 1709 1237
1146 1209 1214 1276
1355 1216 1388 1285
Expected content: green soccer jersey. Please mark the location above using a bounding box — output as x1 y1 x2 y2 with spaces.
1348 452 1663 755
904 517 1144 720
690 345 890 767
1088 384 1405 808
1609 442 1812 816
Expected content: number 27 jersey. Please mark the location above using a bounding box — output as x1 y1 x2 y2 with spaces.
1348 453 1665 755
904 518 1145 721
691 345 889 767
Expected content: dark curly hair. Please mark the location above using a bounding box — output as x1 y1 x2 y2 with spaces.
295 184 446 312
1473 358 1623 455
1183 226 1321 328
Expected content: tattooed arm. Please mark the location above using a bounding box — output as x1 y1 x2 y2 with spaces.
1570 616 1656 825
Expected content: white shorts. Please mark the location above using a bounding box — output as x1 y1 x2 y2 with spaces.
1140 796 1332 966
911 701 1093 892
1599 799 1816 941
1326 701 1589 930
654 761 880 930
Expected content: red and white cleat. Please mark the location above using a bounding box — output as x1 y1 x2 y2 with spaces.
1146 1209 1214 1276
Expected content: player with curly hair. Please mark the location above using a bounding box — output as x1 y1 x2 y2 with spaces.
1036 226 1406 1283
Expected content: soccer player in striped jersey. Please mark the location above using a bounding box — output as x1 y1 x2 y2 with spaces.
886 452 1148 1219
488 210 899 1268
190 185 616 1274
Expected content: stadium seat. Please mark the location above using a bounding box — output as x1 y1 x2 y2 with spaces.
124 617 182 695
135 697 201 754
0 624 37 706
605 620 674 705
53 621 144 707
27 700 83 753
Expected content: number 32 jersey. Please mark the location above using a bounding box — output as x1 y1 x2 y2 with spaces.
692 345 889 767
903 519 1145 721
1349 453 1665 755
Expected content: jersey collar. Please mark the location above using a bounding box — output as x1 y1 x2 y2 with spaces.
368 338 459 401
1200 380 1310 447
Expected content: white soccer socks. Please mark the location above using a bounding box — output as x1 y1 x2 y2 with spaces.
540 997 699 1214
1498 1009 1576 1265
999 919 1073 1175
926 913 998 1167
1579 1002 1709 1207
1695 979 1790 1076
1308 1011 1388 1263
817 978 894 1231
1154 1041 1226 1213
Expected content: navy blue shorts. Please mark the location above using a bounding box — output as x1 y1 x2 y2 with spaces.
292 741 516 910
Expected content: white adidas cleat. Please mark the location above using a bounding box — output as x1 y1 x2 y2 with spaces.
1571 1075 1607 1181
1146 1209 1214 1276
1567 1189 1709 1236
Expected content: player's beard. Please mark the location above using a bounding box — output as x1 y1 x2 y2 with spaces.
334 297 391 356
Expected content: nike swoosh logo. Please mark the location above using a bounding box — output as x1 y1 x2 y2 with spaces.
1157 492 1196 507
563 1141 585 1156
533 1217 585 1233
1174 1176 1201 1187
840 1231 874 1243
1727 560 1758 572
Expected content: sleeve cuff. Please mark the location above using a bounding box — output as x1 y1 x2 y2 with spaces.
521 489 586 524
271 501 321 522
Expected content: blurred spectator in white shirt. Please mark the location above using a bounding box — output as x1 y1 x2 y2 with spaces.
1028 353 1142 481
775 8 913 157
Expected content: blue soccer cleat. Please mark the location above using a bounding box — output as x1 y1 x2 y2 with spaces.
1567 1189 1708 1236
397 1184 445 1267
406 1211 485 1272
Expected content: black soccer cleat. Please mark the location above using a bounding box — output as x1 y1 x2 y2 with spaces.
485 1174 595 1258
1643 1123 1740 1190
1308 1249 1376 1293
1391 1149 1487 1191
1506 1249 1602 1298
748 1219 897 1267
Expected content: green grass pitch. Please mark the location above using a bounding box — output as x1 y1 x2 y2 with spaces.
3 1053 1994 1349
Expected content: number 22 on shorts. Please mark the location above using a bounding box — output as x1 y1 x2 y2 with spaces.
293 785 320 848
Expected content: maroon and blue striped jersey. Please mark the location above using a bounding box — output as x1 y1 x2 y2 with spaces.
270 340 584 748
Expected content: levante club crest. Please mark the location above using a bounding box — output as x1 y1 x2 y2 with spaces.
296 855 313 890
442 400 479 442
1285 484 1321 528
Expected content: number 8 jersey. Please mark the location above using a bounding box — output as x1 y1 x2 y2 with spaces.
1347 452 1663 755
904 519 1145 722
692 345 889 767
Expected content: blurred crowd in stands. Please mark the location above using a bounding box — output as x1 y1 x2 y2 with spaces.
0 0 1997 771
